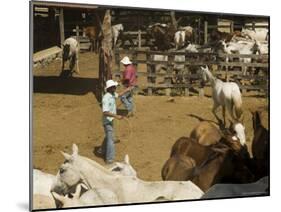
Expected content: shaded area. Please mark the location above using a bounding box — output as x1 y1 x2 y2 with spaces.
33 75 101 101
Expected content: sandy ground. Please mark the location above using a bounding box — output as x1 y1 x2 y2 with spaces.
32 52 268 181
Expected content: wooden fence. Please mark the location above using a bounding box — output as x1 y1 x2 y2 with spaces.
113 49 268 96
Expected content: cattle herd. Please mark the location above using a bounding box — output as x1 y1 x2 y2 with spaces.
34 17 269 210
33 107 269 209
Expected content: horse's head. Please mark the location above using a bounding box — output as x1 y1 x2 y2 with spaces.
51 144 84 196
63 44 70 61
229 121 246 146
200 65 209 82
109 154 137 177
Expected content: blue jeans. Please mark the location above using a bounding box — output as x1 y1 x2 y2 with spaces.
102 122 115 162
120 88 135 112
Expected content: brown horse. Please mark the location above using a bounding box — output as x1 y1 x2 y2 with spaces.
83 26 101 53
251 110 269 179
162 136 254 192
190 121 222 146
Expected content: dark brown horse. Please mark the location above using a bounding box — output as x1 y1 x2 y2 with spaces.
162 136 254 192
251 110 269 179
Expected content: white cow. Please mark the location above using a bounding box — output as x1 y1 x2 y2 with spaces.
52 183 119 207
53 144 204 205
241 28 268 42
62 37 80 75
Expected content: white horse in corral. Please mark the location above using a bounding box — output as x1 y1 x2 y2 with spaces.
62 37 80 75
200 66 243 125
112 24 124 48
52 144 203 205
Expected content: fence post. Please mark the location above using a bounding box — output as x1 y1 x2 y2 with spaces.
204 21 208 44
230 21 234 33
184 50 190 96
146 52 153 96
138 30 142 48
114 50 121 81
165 54 173 96
75 25 80 42
59 8 65 48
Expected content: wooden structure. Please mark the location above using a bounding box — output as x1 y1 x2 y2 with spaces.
113 49 268 96
98 10 113 102
33 46 62 67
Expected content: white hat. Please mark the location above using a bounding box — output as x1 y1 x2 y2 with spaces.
120 56 132 65
105 79 118 90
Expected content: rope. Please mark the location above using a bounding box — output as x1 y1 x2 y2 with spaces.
115 117 133 145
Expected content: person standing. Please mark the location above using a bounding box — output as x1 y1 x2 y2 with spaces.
119 56 137 117
101 80 124 164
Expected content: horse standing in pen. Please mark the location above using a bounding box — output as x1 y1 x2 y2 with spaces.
200 66 243 126
61 37 80 75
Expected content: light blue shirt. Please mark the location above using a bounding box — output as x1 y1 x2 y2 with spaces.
102 92 118 124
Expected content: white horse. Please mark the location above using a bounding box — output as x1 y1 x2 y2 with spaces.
62 37 80 75
200 66 243 125
112 24 124 48
53 144 203 205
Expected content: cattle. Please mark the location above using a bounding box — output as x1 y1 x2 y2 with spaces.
83 26 101 53
251 110 269 179
162 136 254 192
61 37 80 75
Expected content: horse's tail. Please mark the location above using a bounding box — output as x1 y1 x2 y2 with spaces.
232 89 243 120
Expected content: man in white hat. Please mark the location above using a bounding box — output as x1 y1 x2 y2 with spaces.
119 56 137 117
100 79 124 164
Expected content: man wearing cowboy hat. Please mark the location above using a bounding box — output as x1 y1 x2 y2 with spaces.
119 56 137 117
101 79 124 164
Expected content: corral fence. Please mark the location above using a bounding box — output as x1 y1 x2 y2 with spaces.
113 49 268 96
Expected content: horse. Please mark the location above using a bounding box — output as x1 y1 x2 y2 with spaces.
112 24 124 48
162 136 254 192
52 144 203 205
251 110 269 179
82 26 101 53
61 37 80 75
200 65 243 126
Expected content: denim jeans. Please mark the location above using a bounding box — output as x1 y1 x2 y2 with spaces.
101 122 115 162
120 87 135 112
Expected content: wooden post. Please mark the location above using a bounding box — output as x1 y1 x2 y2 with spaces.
204 21 208 44
165 54 173 96
198 18 201 45
59 8 65 47
98 10 113 99
138 30 142 48
184 50 190 96
75 25 80 42
146 52 153 96
252 22 256 30
230 21 234 33
114 50 121 81
199 86 205 97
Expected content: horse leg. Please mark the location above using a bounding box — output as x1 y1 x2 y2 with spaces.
212 102 223 125
75 57 80 74
61 59 65 73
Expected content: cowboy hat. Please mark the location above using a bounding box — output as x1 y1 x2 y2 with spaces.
120 56 132 65
105 79 118 90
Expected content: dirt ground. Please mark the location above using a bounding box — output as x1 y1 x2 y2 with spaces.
32 52 268 181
